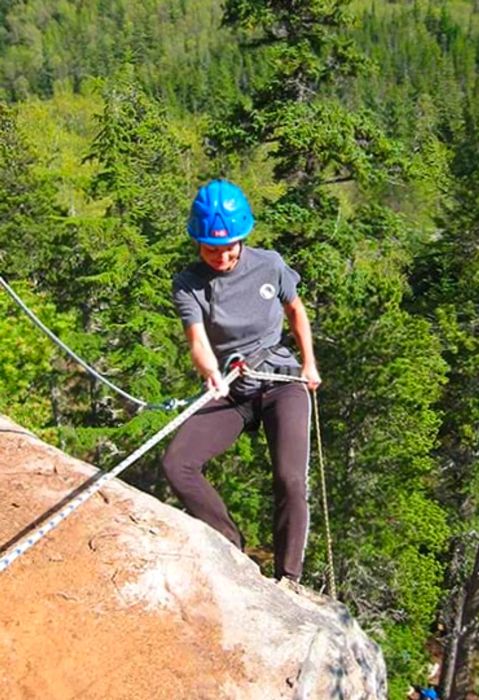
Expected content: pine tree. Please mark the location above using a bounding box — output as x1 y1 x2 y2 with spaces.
0 103 63 283
51 69 197 485
410 106 479 697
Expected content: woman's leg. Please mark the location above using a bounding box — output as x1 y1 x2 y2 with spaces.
262 382 311 581
161 397 245 548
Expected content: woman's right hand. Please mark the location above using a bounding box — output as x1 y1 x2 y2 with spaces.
206 369 230 399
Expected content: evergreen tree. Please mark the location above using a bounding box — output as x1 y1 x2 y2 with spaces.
49 70 197 486
410 107 479 697
0 103 64 283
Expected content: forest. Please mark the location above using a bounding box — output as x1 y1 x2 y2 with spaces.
0 1 478 697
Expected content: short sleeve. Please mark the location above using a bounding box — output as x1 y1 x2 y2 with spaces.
172 274 203 327
277 255 300 304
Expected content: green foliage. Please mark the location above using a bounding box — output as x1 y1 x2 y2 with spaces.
0 281 72 430
0 0 262 113
0 75 199 470
382 624 431 699
0 102 65 281
213 0 402 207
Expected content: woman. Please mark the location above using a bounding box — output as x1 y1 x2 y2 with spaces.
162 179 320 582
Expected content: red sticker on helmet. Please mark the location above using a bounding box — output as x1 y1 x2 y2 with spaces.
212 229 228 237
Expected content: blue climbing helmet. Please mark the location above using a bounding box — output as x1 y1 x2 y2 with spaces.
420 689 439 700
187 179 255 246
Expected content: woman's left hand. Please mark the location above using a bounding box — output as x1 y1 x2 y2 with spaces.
301 363 322 391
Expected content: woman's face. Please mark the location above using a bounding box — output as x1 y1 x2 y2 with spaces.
199 242 242 272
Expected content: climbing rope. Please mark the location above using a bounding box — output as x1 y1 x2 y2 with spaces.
0 275 187 412
311 391 337 598
242 366 308 384
0 365 242 574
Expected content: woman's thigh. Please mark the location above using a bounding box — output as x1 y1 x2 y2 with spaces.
163 396 246 470
261 383 311 477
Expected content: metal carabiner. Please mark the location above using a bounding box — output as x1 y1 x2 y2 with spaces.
222 352 246 374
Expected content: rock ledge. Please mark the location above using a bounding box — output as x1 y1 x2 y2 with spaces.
0 415 387 699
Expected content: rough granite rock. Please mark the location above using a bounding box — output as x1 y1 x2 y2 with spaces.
0 415 387 699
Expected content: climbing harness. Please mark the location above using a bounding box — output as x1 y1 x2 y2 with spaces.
0 275 189 412
0 364 243 574
0 278 336 596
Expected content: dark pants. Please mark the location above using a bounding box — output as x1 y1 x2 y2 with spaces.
161 381 311 581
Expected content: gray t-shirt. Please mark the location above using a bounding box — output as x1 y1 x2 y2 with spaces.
173 246 301 394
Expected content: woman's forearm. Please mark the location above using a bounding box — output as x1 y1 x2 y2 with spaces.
284 296 321 390
186 324 219 379
185 323 229 397
284 297 317 367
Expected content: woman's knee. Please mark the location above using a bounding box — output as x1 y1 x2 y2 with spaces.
276 472 308 501
161 449 177 483
161 443 200 487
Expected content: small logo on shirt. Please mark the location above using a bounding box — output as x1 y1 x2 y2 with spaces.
259 283 276 300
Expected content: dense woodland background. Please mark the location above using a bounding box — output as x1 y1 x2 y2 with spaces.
0 1 478 697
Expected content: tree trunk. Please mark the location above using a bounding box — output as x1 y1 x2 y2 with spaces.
441 543 479 699
441 587 466 699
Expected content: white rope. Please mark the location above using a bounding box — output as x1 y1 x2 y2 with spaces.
242 367 308 384
0 366 241 574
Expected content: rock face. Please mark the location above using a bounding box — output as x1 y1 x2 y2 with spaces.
0 415 387 699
